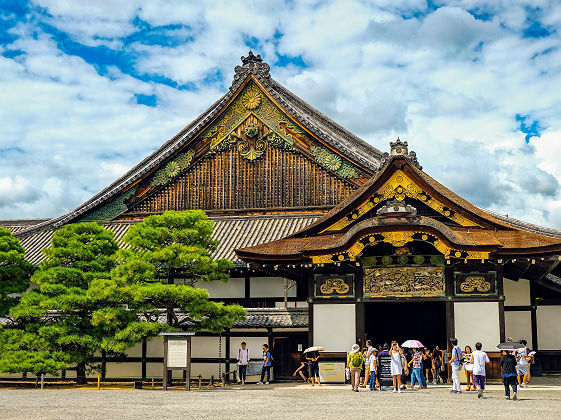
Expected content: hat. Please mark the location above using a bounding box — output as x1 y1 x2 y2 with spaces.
371 348 378 353
351 344 360 352
383 343 389 349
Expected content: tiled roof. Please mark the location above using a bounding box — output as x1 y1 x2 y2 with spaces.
235 307 308 328
14 53 381 239
5 214 320 266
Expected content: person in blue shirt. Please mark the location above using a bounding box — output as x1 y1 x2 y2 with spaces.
258 344 272 384
448 337 463 394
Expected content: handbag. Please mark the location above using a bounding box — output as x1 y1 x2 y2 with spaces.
345 368 351 380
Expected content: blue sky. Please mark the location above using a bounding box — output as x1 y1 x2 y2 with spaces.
1 0 561 229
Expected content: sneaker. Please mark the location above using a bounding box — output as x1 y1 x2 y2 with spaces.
450 390 457 394
257 382 263 385
457 391 462 394
264 381 269 384
398 389 402 393
513 393 517 401
392 389 397 393
506 396 511 400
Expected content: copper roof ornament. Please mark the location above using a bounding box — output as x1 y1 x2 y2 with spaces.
231 50 271 90
378 137 423 171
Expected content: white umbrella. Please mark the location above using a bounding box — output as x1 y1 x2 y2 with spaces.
303 346 325 353
401 339 424 348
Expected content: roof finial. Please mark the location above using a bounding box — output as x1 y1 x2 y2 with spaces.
390 137 408 156
377 137 422 171
231 50 271 91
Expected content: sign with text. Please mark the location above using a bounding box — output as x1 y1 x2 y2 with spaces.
167 339 188 368
377 355 393 387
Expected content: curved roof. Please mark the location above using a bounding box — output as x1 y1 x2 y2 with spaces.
15 52 382 239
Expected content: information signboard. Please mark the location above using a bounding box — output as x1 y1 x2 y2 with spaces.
377 355 393 387
167 339 188 368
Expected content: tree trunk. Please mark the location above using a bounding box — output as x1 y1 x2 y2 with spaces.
76 362 87 385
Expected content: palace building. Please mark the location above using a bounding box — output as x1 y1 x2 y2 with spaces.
3 52 561 381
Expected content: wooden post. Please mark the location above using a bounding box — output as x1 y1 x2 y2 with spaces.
186 336 191 391
40 374 44 390
198 374 202 389
97 375 101 390
151 377 154 390
163 336 168 391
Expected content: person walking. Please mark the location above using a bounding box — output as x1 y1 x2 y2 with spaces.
347 344 363 392
432 345 443 384
517 340 531 387
423 348 432 385
500 349 518 400
470 342 490 399
306 350 321 387
257 344 272 385
361 340 375 388
463 345 474 391
389 341 403 393
369 348 379 391
448 338 462 394
237 341 250 385
408 347 426 389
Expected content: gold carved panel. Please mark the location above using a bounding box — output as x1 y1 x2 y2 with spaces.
363 266 444 298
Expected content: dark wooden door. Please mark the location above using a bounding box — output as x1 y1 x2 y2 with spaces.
272 333 308 380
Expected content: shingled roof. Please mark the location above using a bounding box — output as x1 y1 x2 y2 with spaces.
14 52 382 239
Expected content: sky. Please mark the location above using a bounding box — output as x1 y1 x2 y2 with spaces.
1 0 561 229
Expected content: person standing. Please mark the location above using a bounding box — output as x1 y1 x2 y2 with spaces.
347 344 363 392
369 348 378 391
432 345 442 384
237 342 250 385
306 351 321 387
257 344 271 385
448 338 462 394
408 347 426 389
423 348 432 386
516 343 531 387
389 341 403 393
361 340 375 388
463 345 474 392
500 350 518 400
470 342 490 399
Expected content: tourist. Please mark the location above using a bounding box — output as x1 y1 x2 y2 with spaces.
369 348 378 391
257 344 271 385
520 339 533 385
432 345 443 384
306 350 321 387
389 341 403 393
347 344 363 392
293 354 309 382
470 342 490 399
362 340 375 388
400 349 409 390
448 338 462 394
237 341 250 385
500 350 518 400
408 347 426 389
516 341 531 387
463 345 474 391
423 348 432 385
379 343 390 357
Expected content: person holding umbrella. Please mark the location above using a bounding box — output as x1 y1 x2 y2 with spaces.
305 348 322 387
403 340 426 389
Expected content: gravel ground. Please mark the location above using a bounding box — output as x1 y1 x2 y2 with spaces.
1 381 561 419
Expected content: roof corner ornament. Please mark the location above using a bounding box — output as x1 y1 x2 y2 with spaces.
377 137 422 171
231 50 271 91
376 199 417 218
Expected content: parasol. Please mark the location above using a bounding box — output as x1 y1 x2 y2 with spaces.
303 346 325 353
401 340 425 348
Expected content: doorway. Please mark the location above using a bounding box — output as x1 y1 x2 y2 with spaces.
272 333 308 380
364 301 447 351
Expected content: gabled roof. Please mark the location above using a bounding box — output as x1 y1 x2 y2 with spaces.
15 52 382 239
236 140 561 264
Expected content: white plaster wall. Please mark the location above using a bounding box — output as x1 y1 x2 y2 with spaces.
105 362 142 379
313 304 355 352
195 277 245 298
229 336 268 359
125 342 143 357
503 278 530 306
250 277 296 298
146 336 163 357
537 306 561 350
454 302 500 351
505 311 532 348
191 337 220 358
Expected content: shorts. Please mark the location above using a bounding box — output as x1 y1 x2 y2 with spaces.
473 374 486 389
517 365 528 375
310 363 320 377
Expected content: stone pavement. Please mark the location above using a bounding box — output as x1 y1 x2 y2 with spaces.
1 377 561 419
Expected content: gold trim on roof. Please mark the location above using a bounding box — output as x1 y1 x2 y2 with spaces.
321 170 482 232
310 231 490 264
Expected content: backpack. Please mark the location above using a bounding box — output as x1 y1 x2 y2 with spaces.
348 352 363 369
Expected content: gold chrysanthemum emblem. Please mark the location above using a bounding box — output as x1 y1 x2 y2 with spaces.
241 88 262 109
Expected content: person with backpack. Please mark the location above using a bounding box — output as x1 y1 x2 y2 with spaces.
347 344 363 392
257 344 272 385
237 341 250 385
448 338 462 394
306 350 321 386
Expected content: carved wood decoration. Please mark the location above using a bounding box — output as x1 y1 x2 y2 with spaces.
121 80 367 215
363 266 445 298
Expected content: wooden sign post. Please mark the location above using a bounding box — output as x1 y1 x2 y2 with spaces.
161 332 194 391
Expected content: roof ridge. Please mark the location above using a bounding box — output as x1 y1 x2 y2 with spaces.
482 208 561 239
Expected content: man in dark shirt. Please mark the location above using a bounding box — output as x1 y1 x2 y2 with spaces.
500 350 518 400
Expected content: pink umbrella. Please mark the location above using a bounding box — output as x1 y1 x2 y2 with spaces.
401 339 424 348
